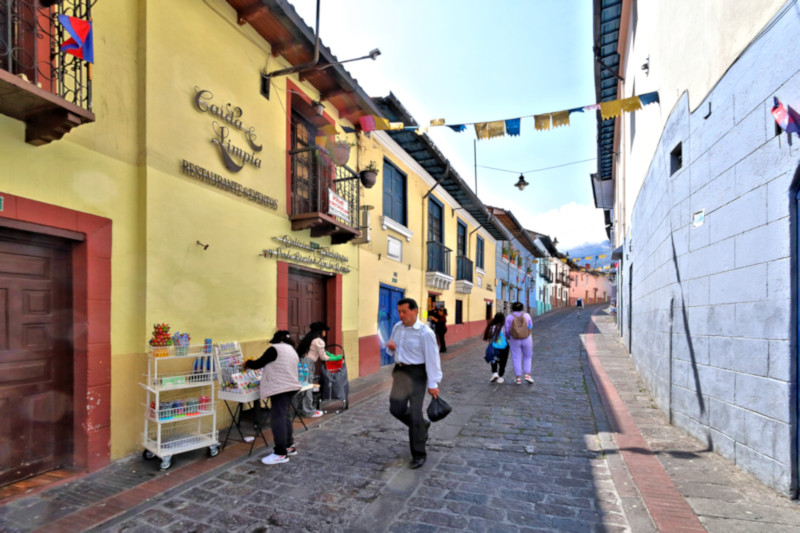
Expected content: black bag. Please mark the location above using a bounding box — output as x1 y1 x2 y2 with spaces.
484 343 499 364
427 396 452 422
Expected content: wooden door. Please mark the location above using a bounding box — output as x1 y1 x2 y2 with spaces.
0 229 73 487
287 268 328 345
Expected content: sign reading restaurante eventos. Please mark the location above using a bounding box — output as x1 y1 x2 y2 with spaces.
181 87 278 210
262 235 351 274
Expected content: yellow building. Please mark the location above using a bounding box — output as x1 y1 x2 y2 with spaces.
355 95 507 374
0 0 383 485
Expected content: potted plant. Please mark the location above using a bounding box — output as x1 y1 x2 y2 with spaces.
331 140 354 166
359 160 380 188
501 246 509 260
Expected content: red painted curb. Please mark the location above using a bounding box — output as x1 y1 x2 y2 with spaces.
585 316 706 532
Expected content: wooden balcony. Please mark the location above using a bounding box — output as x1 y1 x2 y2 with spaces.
289 147 361 244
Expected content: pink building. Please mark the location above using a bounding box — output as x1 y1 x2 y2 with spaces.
569 269 612 306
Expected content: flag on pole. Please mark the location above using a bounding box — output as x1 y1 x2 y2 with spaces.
58 15 94 63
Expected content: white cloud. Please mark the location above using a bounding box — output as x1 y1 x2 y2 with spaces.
525 202 607 250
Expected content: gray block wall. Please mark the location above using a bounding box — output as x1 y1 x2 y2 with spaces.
623 7 800 494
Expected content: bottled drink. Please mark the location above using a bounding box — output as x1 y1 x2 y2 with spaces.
302 363 310 386
298 363 304 384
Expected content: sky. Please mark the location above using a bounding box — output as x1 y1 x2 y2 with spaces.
290 0 609 251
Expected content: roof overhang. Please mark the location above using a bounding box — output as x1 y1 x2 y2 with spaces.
374 94 509 242
228 0 384 124
593 0 622 182
486 206 543 257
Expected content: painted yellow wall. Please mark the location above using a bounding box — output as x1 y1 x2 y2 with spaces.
357 131 499 340
103 0 364 459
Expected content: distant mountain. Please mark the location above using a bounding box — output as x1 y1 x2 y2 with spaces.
566 241 613 271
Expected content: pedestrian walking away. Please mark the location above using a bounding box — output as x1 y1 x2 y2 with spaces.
505 301 534 385
243 330 301 465
385 297 442 469
576 298 584 318
483 312 509 383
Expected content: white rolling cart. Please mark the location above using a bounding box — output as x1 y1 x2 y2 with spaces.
215 342 268 454
141 343 220 470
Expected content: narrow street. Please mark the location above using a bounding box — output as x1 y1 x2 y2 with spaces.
3 305 798 532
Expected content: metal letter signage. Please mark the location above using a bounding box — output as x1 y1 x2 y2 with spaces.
194 87 263 172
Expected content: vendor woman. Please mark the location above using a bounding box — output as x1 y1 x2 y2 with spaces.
243 330 301 465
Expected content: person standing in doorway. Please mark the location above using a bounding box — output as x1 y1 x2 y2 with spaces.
505 302 534 385
243 330 301 465
434 306 448 353
385 298 442 469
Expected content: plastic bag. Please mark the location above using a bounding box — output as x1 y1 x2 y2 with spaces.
426 396 452 422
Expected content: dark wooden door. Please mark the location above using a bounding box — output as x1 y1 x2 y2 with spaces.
0 229 73 487
287 267 328 345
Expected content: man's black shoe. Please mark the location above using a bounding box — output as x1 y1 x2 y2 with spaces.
410 456 426 469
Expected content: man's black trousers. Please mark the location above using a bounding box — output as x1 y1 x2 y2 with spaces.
389 363 429 460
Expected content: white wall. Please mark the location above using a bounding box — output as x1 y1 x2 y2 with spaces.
618 3 800 494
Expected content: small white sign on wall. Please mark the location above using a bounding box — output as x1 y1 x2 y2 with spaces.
387 235 402 262
692 209 705 228
477 276 482 288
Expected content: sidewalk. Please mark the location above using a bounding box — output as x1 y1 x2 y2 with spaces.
1 306 799 532
585 309 800 532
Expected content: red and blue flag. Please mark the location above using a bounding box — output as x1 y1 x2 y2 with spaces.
58 15 94 63
771 97 799 136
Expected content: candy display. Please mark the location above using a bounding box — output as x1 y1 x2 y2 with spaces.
150 396 212 421
216 342 261 394
149 323 173 357
173 331 191 356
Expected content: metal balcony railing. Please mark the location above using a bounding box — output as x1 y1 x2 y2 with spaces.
289 146 360 228
1 1 94 111
427 241 451 275
456 255 473 282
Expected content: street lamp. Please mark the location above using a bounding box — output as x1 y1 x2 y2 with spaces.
515 174 530 191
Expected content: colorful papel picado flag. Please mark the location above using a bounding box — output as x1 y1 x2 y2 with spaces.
771 97 800 136
58 15 94 63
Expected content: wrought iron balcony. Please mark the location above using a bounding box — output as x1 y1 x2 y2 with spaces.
0 1 95 145
426 241 452 290
456 255 473 282
288 146 361 244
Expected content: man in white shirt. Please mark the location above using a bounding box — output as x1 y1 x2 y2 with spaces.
385 297 442 469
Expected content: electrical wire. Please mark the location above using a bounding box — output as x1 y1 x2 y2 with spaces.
478 157 596 175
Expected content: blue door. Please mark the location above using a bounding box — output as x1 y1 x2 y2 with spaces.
378 284 404 366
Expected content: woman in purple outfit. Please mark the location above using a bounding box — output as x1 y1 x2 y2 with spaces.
504 301 534 385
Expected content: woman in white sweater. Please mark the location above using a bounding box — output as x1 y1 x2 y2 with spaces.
294 321 331 418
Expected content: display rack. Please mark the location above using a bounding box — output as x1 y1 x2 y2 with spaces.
214 342 268 453
141 344 219 470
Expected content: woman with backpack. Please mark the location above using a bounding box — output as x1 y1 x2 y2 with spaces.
483 312 509 383
504 302 534 385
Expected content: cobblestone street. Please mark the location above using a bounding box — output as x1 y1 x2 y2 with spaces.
4 306 800 532
98 307 631 533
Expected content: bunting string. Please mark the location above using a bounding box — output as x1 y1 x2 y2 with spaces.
354 91 660 139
